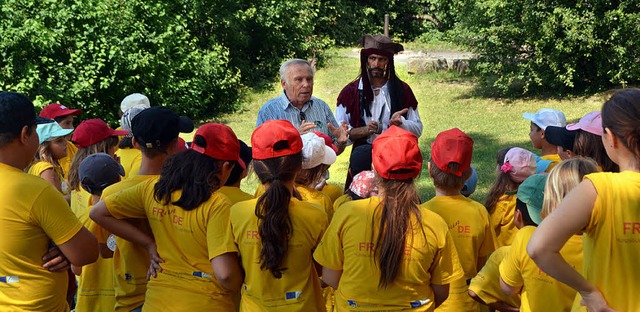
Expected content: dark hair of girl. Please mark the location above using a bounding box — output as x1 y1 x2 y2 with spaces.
573 131 619 172
601 88 640 160
118 136 134 149
154 136 223 211
253 151 303 278
68 136 119 191
372 176 423 288
484 146 519 213
295 164 329 187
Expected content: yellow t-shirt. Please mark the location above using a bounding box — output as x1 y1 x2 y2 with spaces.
297 185 334 222
499 226 583 312
540 154 561 172
72 193 115 312
59 141 77 178
100 175 157 312
314 197 464 311
27 161 70 195
333 194 352 211
256 184 334 222
115 147 142 180
423 195 495 312
581 171 640 311
321 183 343 204
230 198 327 311
218 186 253 205
468 246 520 309
0 162 83 311
104 178 238 311
490 193 518 248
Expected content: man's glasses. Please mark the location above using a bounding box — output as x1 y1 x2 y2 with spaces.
300 111 306 122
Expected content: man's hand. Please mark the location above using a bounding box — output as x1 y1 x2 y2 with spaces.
328 122 348 145
298 121 317 134
42 245 70 272
580 289 617 312
146 242 165 280
390 108 408 127
367 121 379 135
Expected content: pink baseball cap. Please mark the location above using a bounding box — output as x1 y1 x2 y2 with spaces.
566 111 602 136
40 103 82 119
501 147 537 183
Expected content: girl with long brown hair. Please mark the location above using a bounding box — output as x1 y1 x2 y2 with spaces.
230 120 327 311
314 126 463 311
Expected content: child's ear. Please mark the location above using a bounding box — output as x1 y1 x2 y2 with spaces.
514 209 524 229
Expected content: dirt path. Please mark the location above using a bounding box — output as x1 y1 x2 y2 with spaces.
343 49 475 65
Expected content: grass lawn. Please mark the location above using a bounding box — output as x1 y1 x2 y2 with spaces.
204 47 606 204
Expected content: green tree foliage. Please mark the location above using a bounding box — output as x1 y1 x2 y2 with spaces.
314 0 461 45
456 0 640 95
0 0 331 123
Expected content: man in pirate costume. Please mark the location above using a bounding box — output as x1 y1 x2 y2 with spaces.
335 35 423 188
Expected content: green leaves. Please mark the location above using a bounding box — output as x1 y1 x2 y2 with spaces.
456 0 640 95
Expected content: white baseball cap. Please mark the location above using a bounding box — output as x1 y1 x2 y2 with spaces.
522 108 566 130
301 133 337 169
120 93 151 113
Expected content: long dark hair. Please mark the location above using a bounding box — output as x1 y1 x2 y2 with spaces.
253 152 303 278
154 148 223 211
484 146 519 213
602 89 640 161
573 131 619 172
372 176 423 288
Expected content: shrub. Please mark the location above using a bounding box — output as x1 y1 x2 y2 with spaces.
456 0 640 95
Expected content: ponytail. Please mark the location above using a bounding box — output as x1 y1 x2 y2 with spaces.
253 152 303 278
484 146 518 212
373 177 422 288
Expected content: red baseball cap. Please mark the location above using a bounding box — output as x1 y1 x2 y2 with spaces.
72 119 129 148
40 103 82 119
430 128 473 177
252 120 303 160
372 126 422 180
190 123 245 169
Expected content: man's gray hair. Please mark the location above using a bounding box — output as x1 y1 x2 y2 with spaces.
279 58 314 83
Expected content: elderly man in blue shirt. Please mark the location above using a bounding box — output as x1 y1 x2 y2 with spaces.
256 58 348 154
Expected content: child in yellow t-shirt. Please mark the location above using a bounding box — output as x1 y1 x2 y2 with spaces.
484 147 537 247
528 89 640 312
115 105 147 179
28 121 74 198
522 108 566 171
99 106 194 312
74 153 127 311
90 123 244 311
499 158 599 312
315 126 464 311
230 120 327 311
423 128 495 312
295 132 337 221
39 102 82 176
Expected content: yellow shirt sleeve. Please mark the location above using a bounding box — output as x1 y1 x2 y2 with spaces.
469 246 520 306
31 184 83 245
499 229 526 288
103 179 152 219
206 194 238 259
